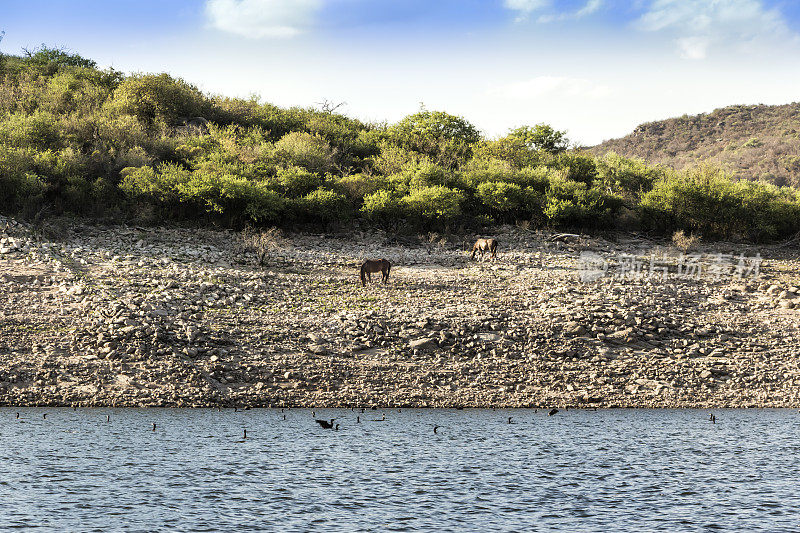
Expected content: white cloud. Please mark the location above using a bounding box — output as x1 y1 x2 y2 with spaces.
676 36 710 59
504 0 550 22
575 0 603 18
504 0 550 15
637 0 796 59
491 76 611 100
506 0 603 23
205 0 322 39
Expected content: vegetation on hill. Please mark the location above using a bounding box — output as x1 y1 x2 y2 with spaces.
1 47 799 241
592 103 800 188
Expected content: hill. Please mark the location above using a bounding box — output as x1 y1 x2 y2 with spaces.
591 103 800 187
1 46 799 241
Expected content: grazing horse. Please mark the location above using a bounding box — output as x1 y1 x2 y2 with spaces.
360 259 391 286
471 238 498 261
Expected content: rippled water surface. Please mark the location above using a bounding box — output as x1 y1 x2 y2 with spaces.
1 408 799 531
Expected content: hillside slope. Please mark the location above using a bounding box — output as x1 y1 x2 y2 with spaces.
591 103 800 186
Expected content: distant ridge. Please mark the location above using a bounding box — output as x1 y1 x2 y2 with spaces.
590 103 800 187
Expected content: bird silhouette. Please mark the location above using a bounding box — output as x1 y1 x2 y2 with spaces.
315 419 336 429
548 408 559 416
434 425 440 434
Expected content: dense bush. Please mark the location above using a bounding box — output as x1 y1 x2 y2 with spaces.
401 185 464 222
109 73 209 129
640 166 800 240
543 178 621 227
595 152 667 199
273 131 336 174
360 189 404 221
1 47 798 239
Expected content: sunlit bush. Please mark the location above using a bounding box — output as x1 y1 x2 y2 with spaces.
110 73 209 128
543 177 621 227
274 131 336 174
640 166 800 240
401 185 463 221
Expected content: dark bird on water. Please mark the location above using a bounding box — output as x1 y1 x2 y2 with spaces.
315 419 337 429
335 424 340 431
16 413 19 419
243 429 247 439
710 413 716 424
106 415 110 422
548 409 559 416
508 417 513 424
152 423 156 431
283 414 286 421
43 414 46 419
357 416 360 423
434 425 440 434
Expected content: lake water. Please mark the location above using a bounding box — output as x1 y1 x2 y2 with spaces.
1 408 798 532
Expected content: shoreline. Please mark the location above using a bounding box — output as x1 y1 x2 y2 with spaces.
1 216 799 409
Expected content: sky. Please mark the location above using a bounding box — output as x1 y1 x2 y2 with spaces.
2 0 800 145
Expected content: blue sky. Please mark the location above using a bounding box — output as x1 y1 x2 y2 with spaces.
2 0 800 144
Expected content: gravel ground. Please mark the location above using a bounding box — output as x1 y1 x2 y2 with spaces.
1 215 799 408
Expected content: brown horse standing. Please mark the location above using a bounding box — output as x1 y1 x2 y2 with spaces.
471 238 498 261
360 259 391 286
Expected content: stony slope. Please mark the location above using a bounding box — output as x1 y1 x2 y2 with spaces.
591 103 800 186
1 217 799 408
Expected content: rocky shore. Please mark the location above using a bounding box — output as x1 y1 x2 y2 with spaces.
1 215 799 408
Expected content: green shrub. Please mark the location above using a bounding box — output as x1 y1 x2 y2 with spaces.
369 141 429 175
119 163 190 203
507 124 569 154
640 166 800 240
596 152 666 198
558 151 597 184
476 181 524 213
335 173 388 201
0 172 46 212
472 138 540 169
544 178 620 226
272 166 324 197
388 109 480 168
405 163 454 190
274 131 336 174
0 111 62 150
401 185 463 221
360 189 404 220
296 187 350 223
110 73 209 128
460 157 518 187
